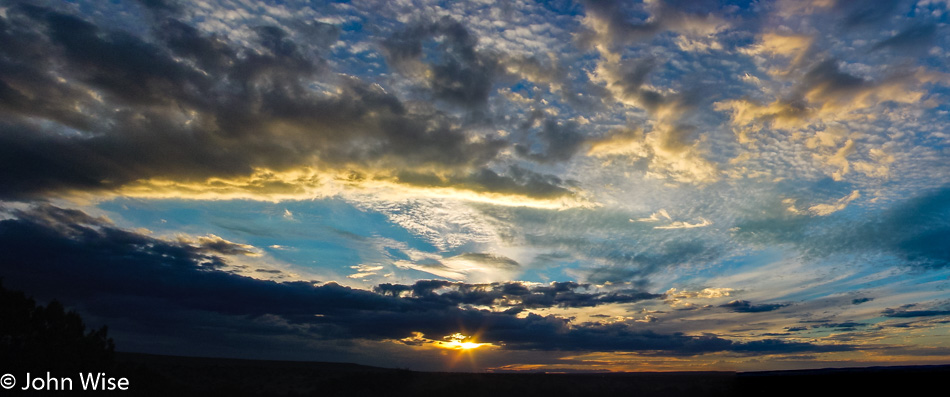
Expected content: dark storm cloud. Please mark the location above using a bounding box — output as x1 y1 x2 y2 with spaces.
719 300 789 313
812 322 867 331
382 17 498 108
0 205 848 356
615 57 657 96
394 166 575 200
515 119 587 163
883 305 950 318
785 326 808 332
607 58 692 120
852 297 873 305
489 321 851 355
0 4 568 200
373 279 662 310
0 205 398 314
188 235 259 257
799 59 866 99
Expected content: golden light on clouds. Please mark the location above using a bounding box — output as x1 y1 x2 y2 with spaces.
588 127 720 185
5 0 950 375
399 332 495 351
113 167 593 209
438 333 491 350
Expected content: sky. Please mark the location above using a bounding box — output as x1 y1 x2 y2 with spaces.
1 0 950 372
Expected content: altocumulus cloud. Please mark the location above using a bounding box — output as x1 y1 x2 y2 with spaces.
0 2 574 202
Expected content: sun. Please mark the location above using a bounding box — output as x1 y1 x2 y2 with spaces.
438 333 489 350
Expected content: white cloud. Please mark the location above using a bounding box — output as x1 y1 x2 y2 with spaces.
347 264 386 279
632 209 673 222
809 190 860 216
654 218 712 229
632 209 712 229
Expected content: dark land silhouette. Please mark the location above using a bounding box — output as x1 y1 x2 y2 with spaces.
2 282 946 396
106 353 950 397
0 281 114 374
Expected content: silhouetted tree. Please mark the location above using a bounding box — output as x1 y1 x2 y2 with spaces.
0 280 115 372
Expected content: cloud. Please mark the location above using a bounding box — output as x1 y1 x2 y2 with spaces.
447 166 577 201
587 125 720 184
883 309 950 318
515 119 588 164
584 239 721 286
1 0 948 371
736 186 950 268
631 209 711 229
0 4 578 204
497 54 603 109
183 234 262 257
118 166 586 209
882 303 950 318
717 59 938 139
443 253 519 270
0 205 849 357
808 190 860 216
654 218 712 230
741 32 814 68
376 279 663 312
402 252 522 282
490 321 850 355
785 326 809 332
834 0 903 29
347 264 386 279
663 287 734 307
719 300 789 313
634 209 673 223
872 24 938 53
719 22 948 188
579 0 728 51
579 1 724 184
717 38 948 184
811 322 867 331
381 16 498 108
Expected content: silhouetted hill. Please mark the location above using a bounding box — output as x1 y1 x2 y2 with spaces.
105 352 949 397
111 353 736 397
735 364 950 395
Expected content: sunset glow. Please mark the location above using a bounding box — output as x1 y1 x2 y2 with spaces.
438 334 490 351
2 0 949 373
